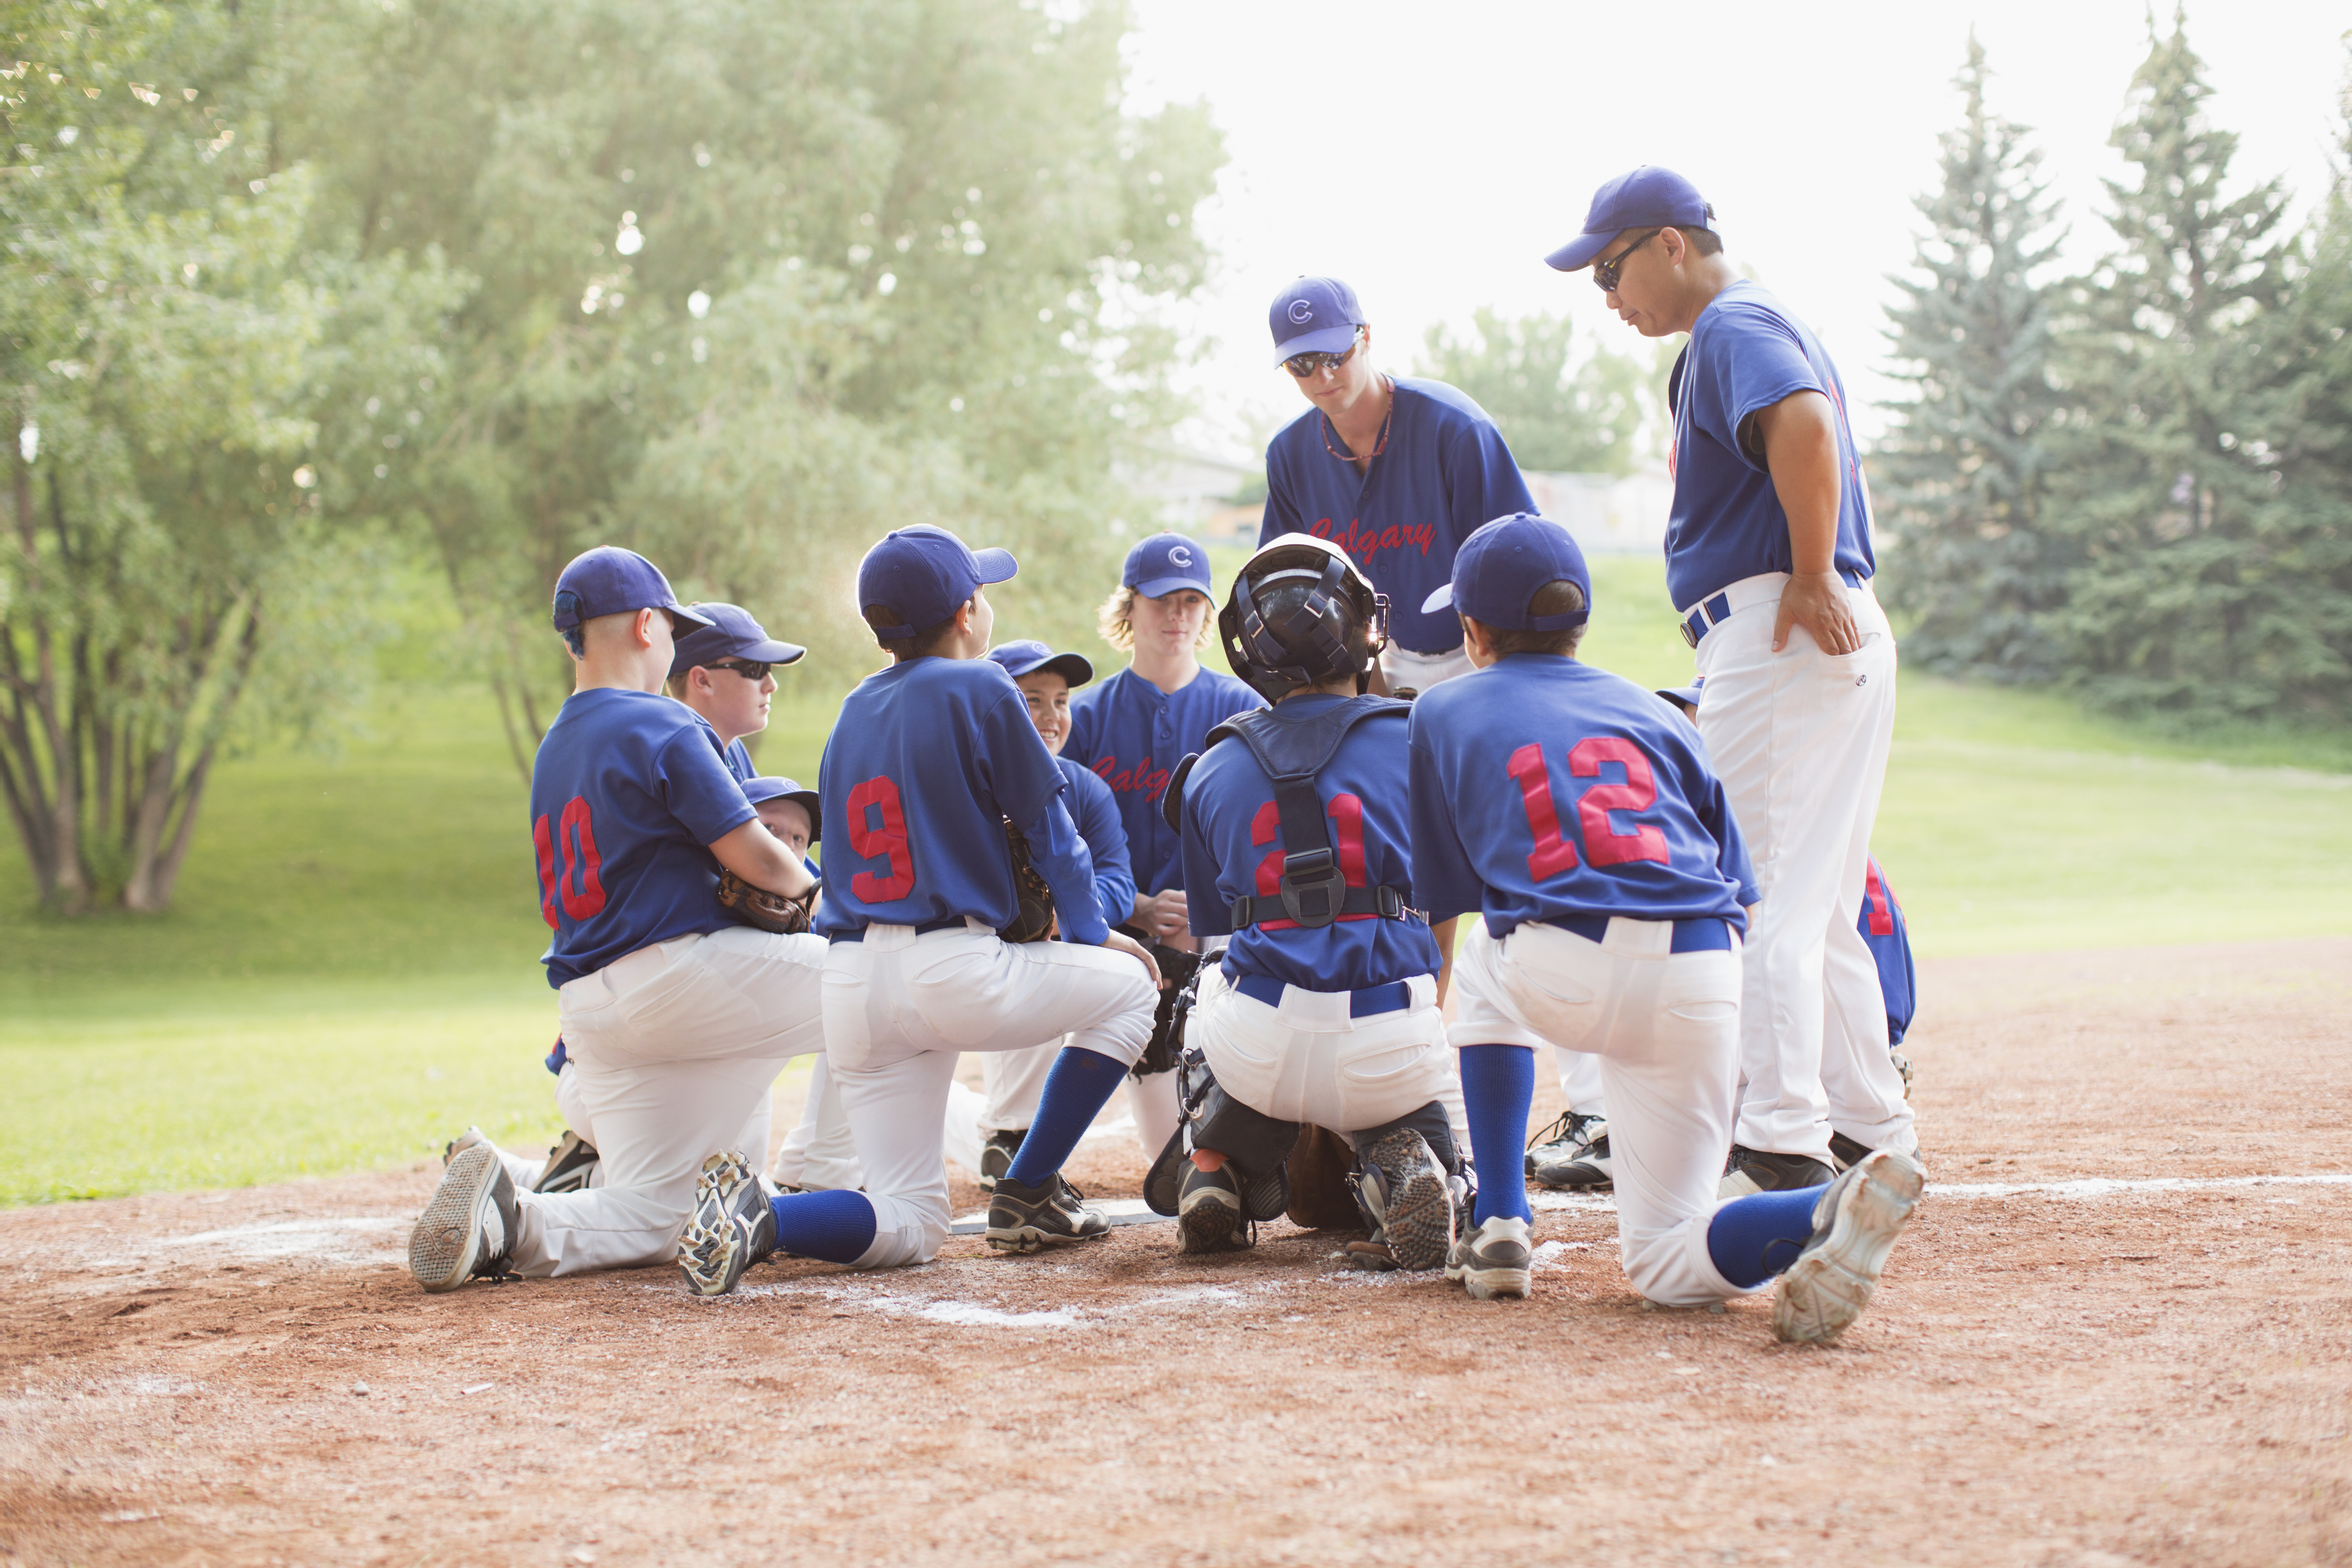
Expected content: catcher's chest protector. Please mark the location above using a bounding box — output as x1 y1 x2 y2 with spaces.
1172 696 1416 931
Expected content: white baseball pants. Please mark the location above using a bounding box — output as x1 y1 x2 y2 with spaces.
1379 642 1474 696
1552 1048 1606 1118
1186 967 1467 1150
1451 916 1751 1307
1693 573 1915 1160
509 927 826 1277
823 920 1157 1270
770 1054 866 1192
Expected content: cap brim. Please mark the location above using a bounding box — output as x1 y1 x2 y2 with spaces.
742 637 806 665
1040 652 1094 688
1131 574 1210 600
788 790 821 842
1656 685 1704 710
1271 324 1360 364
1420 582 1458 615
1543 232 1614 272
970 547 1018 585
669 602 717 629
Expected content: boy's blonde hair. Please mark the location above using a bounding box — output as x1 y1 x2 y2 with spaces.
1096 584 1213 652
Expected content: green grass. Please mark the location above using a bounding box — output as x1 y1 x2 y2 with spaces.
2 558 2347 1206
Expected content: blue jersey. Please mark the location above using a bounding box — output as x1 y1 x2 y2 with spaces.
722 737 754 782
815 657 1107 945
1065 666 1262 901
1058 754 1137 936
1664 281 1876 611
1180 694 1441 994
530 689 756 989
1862 855 1917 1045
1260 377 1534 656
1407 656 1757 934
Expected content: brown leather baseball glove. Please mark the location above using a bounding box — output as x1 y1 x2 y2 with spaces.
714 869 815 935
998 817 1057 943
1284 1122 1362 1230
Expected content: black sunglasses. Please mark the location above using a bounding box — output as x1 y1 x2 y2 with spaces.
705 658 774 682
1284 327 1365 379
1593 228 1663 293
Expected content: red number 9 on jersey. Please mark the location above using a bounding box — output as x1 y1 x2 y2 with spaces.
846 775 917 901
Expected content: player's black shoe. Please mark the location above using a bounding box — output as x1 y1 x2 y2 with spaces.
1352 1129 1453 1272
1827 1131 1875 1172
1532 1116 1612 1192
1176 1163 1253 1254
532 1129 600 1195
1719 1145 1837 1200
1773 1148 1926 1344
1523 1110 1591 1179
678 1151 777 1298
409 1142 518 1293
977 1129 1025 1193
985 1173 1110 1254
1446 1214 1533 1301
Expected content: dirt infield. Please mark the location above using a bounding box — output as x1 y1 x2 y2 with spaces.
2 937 2348 1567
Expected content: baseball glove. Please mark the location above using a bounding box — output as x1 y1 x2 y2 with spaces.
714 869 815 935
1132 943 1203 1078
1284 1123 1363 1230
998 818 1057 943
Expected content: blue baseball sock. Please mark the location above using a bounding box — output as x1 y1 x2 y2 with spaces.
1002 1047 1129 1187
770 1188 878 1266
1458 1043 1537 1225
1705 1185 1827 1289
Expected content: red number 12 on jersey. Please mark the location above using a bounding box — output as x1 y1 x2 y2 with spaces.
1506 737 1670 879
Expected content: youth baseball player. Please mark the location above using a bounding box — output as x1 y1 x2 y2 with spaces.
1259 276 1535 698
408 547 828 1291
674 525 1164 1294
1409 514 1923 1342
1546 166 1916 1197
1160 534 1467 1269
1065 533 1261 1158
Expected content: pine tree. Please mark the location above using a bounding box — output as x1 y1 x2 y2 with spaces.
2044 11 2306 718
1876 35 2068 679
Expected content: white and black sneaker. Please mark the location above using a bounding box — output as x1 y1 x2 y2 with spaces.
677 1151 777 1298
1772 1148 1926 1345
1531 1116 1612 1192
977 1129 1025 1193
1176 1163 1252 1254
985 1173 1110 1254
1355 1129 1453 1273
1446 1214 1533 1301
533 1130 600 1194
1523 1111 1588 1179
409 1142 518 1293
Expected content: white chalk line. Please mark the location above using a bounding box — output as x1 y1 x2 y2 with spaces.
1534 1170 2352 1213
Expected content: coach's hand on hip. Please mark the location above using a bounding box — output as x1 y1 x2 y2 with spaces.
1754 390 1863 657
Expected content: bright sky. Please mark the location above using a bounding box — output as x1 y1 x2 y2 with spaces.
1124 0 2350 462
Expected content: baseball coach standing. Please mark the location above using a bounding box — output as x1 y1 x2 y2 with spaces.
1544 167 1917 1195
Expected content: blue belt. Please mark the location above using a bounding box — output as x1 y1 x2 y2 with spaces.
828 916 967 945
1544 914 1734 954
1678 570 1862 649
1233 971 1415 1018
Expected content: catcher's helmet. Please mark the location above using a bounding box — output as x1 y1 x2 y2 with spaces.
1218 533 1390 701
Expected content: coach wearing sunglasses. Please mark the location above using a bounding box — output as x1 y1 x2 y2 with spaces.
1544 166 1916 1199
665 601 808 784
1257 275 1534 698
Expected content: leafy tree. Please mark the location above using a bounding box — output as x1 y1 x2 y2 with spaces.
2044 13 2311 719
1417 307 1645 475
1877 36 2070 680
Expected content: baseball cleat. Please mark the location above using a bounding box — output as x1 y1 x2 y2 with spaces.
1356 1129 1453 1272
409 1142 518 1292
1532 1115 1612 1192
1890 1049 1914 1099
677 1151 777 1298
977 1129 1025 1193
985 1173 1110 1254
1720 1145 1836 1200
442 1126 487 1164
1772 1147 1926 1345
533 1129 600 1194
1176 1163 1253 1254
1446 1214 1534 1301
1523 1110 1585 1179
1827 1131 1876 1172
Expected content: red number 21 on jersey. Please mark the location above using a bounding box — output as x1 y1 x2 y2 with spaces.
846 775 917 901
1505 737 1670 879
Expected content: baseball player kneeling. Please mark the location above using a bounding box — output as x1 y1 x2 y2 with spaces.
1156 535 1469 1270
1409 514 1923 1342
674 526 1166 1293
408 548 828 1293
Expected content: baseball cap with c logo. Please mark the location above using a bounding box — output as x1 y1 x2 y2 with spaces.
1124 532 1213 600
1267 276 1363 365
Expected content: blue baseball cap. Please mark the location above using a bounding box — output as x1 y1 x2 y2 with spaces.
1656 679 1703 713
855 524 1017 640
668 602 806 678
1124 532 1212 599
1268 276 1364 363
551 546 713 633
743 774 821 841
988 639 1095 689
1420 513 1592 632
1544 166 1717 272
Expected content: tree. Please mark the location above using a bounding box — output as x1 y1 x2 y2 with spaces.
1876 36 2069 681
1417 308 1645 474
2043 12 2311 719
